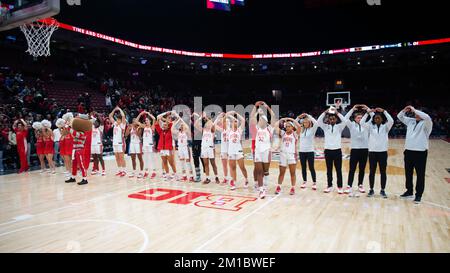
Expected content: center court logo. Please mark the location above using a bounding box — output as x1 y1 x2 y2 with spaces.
128 187 257 211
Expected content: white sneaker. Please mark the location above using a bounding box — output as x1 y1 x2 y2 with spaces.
312 183 317 191
358 185 366 193
337 188 344 194
259 188 266 199
323 187 333 193
300 182 307 189
344 186 352 194
137 173 143 179
129 172 135 178
101 170 106 176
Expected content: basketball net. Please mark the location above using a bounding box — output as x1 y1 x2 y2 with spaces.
20 18 59 57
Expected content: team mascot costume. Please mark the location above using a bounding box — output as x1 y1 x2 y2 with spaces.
64 114 92 185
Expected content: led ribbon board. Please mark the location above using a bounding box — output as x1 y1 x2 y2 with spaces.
207 0 231 11
41 20 450 60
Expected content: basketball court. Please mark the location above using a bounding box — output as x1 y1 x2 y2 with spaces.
0 139 448 253
0 0 449 255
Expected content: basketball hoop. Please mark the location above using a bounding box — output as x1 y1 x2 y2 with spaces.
20 18 59 57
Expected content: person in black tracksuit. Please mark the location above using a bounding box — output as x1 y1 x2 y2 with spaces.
343 105 370 194
397 106 433 204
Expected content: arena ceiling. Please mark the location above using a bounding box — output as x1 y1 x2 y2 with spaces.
55 0 449 54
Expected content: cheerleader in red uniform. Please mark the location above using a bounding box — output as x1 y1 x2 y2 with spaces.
13 119 29 173
33 122 46 172
56 118 72 179
41 120 56 174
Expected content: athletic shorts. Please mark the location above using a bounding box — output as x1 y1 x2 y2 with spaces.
178 146 190 160
228 152 244 161
142 144 153 153
279 152 297 167
160 149 171 157
113 144 125 153
254 150 272 163
220 152 228 160
91 145 103 155
129 143 142 154
201 147 215 159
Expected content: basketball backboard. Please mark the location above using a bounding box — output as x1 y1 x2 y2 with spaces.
0 0 60 31
326 91 351 107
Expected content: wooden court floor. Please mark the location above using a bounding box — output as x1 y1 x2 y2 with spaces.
0 139 448 253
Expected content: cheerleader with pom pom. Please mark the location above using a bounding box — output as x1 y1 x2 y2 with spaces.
33 122 46 172
41 119 56 174
56 118 72 178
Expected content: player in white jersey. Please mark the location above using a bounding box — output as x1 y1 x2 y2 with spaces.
194 112 219 184
214 112 230 184
250 101 277 199
274 118 301 195
172 112 194 182
136 111 157 179
109 106 127 177
125 119 144 178
226 111 249 190
91 117 105 176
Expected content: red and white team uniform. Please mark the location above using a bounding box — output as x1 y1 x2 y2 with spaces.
91 126 103 155
142 127 154 153
128 127 142 154
220 129 229 159
279 131 298 167
254 125 274 163
177 131 190 160
201 129 215 159
112 122 126 153
142 127 157 179
70 128 87 179
227 128 244 160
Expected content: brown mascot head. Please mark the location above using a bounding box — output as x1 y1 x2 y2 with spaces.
71 114 93 132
